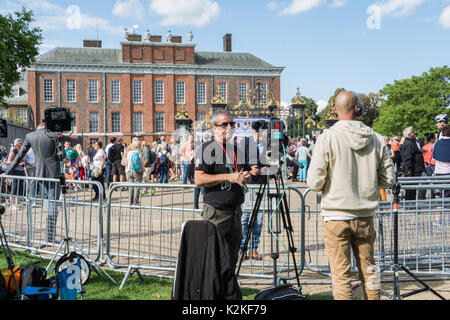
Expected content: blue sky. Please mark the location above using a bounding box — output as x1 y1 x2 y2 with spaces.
1 0 449 112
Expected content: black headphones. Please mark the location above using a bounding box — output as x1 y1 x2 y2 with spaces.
350 91 364 117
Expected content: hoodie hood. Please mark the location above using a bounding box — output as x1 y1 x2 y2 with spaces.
330 120 374 151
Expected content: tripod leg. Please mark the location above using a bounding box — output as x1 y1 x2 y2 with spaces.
236 183 266 277
399 265 446 300
0 217 21 298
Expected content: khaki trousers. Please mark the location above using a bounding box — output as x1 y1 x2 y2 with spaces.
324 217 380 300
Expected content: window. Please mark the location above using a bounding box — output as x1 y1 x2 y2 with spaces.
89 112 99 133
133 112 143 133
154 81 164 104
88 79 98 103
218 82 227 103
66 79 76 102
17 109 27 121
133 80 142 103
111 112 121 133
43 79 53 102
111 80 120 103
155 112 164 132
89 138 98 146
197 82 206 104
176 81 185 104
70 112 77 133
238 82 247 102
0 109 7 118
258 82 268 105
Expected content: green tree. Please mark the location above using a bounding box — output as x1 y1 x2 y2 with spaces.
372 66 450 138
359 92 381 127
0 8 42 107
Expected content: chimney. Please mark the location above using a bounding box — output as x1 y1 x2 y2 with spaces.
83 40 102 48
171 36 182 43
223 33 232 52
127 34 142 42
149 35 162 42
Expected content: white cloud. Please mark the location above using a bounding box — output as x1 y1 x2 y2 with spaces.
439 5 450 28
317 99 328 113
0 0 122 35
267 2 280 11
113 0 145 20
329 0 347 8
149 0 219 27
374 0 428 18
280 0 325 15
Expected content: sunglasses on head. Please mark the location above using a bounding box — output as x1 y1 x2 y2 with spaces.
215 121 236 128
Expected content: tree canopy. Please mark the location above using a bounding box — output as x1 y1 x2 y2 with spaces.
0 8 42 107
372 66 450 138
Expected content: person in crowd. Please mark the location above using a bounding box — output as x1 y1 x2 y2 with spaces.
169 137 180 181
194 110 259 288
239 124 265 261
158 144 170 184
23 147 37 205
401 126 425 200
4 123 66 246
307 91 394 300
434 114 448 141
180 135 194 184
150 141 159 183
390 135 402 173
110 137 126 186
295 139 309 183
141 140 156 196
125 140 145 205
90 141 106 201
422 133 436 175
432 125 450 199
105 137 116 188
7 138 26 209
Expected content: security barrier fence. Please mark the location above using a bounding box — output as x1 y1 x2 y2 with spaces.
1 174 449 289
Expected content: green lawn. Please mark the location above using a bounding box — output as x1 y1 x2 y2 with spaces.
1 249 331 300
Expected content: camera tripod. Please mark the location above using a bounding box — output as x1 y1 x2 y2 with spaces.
236 164 303 292
44 136 116 284
380 164 445 300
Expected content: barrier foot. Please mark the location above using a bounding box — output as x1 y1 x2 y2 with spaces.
120 266 144 290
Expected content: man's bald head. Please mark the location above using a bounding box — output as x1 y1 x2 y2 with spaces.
334 91 358 114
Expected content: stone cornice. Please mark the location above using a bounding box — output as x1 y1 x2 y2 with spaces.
120 41 196 48
29 62 284 76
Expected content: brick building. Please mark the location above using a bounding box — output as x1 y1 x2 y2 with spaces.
26 32 284 146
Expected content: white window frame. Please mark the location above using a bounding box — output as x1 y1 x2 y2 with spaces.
197 82 206 104
133 112 143 133
88 79 98 103
111 80 120 103
155 112 164 132
154 81 164 104
218 82 227 103
258 82 268 105
17 109 27 121
89 112 99 133
238 82 247 102
111 112 121 133
133 80 142 103
43 79 53 102
66 79 76 102
176 81 185 104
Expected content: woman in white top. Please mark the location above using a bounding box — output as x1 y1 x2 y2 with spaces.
91 141 106 201
295 139 310 182
125 140 144 205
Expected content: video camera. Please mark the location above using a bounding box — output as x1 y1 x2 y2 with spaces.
43 107 73 132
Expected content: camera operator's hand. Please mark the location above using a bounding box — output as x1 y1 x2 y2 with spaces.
240 171 251 184
250 165 260 176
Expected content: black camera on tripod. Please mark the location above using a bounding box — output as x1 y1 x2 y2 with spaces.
43 107 73 133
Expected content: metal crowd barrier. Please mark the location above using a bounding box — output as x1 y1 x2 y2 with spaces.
302 175 450 281
0 174 105 262
104 182 307 288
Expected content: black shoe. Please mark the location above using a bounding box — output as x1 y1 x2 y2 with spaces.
292 179 299 182
92 197 99 201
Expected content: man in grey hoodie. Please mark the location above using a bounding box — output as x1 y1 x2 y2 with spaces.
307 91 394 300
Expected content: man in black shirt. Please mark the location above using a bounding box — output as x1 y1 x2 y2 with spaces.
195 110 259 276
111 137 126 184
